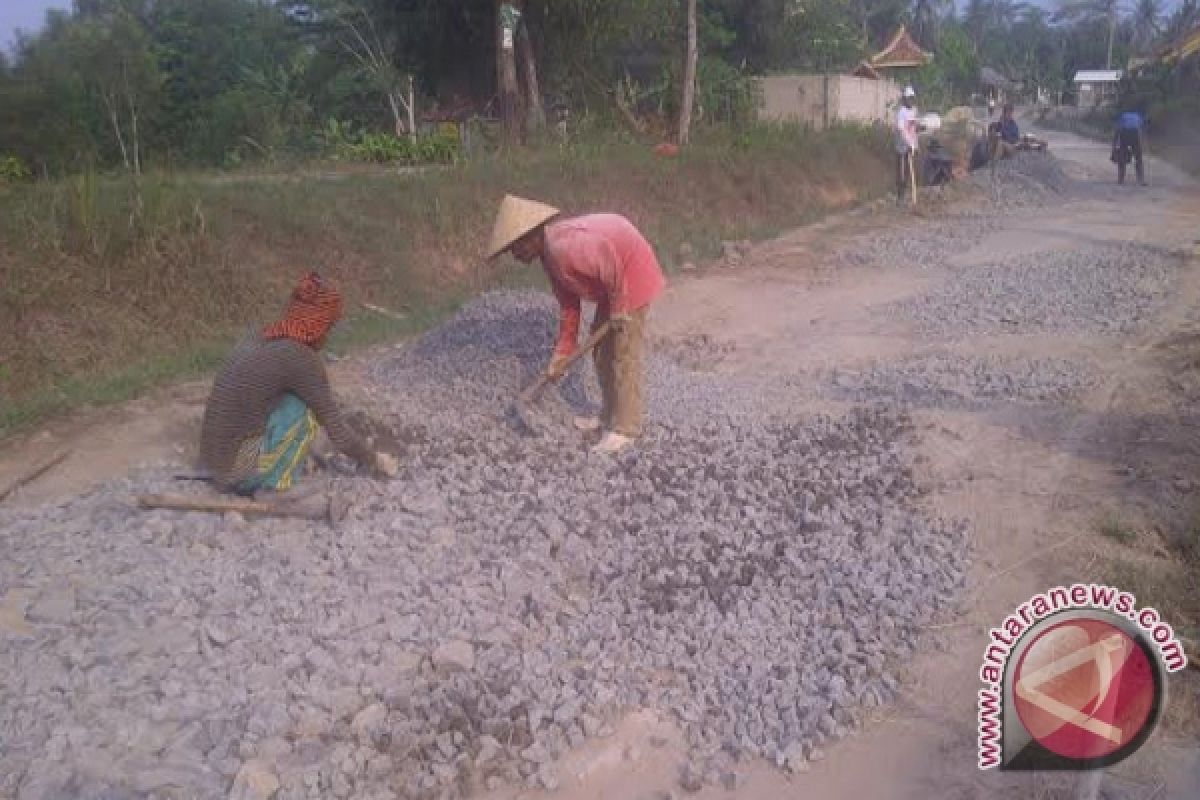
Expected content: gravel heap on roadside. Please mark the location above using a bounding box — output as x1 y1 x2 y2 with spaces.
1 291 969 800
838 215 1002 271
891 242 1181 339
968 150 1073 208
840 151 1075 271
824 353 1098 410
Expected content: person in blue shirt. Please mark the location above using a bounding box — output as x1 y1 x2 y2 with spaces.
1112 108 1147 186
987 104 1022 160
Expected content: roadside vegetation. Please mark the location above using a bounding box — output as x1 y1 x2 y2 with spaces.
0 125 891 436
1093 497 1200 732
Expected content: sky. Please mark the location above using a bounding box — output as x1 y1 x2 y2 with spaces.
1 0 70 52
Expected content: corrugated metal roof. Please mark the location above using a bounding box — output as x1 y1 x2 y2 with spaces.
1073 70 1123 83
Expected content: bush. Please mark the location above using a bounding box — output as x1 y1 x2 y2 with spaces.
327 121 463 166
696 58 763 128
0 155 31 183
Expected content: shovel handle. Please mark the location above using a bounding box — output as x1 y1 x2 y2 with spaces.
521 320 613 404
137 493 328 521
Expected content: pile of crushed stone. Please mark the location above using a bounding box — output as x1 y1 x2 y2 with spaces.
1 291 969 800
969 150 1074 208
890 242 1182 339
823 353 1098 410
839 151 1077 271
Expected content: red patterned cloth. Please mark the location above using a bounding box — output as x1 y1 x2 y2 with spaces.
262 272 344 348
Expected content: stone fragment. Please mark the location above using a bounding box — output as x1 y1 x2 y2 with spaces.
351 704 388 747
28 585 74 624
431 640 474 673
228 760 281 800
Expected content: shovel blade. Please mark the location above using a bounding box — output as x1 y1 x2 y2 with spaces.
507 398 542 437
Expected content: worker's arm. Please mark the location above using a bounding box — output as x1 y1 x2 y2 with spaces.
549 277 582 358
285 345 375 468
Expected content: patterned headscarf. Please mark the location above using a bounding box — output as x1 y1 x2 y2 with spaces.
262 271 344 348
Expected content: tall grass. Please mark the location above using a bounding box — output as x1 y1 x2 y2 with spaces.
0 124 891 437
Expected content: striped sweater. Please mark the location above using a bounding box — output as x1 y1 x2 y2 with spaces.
199 334 372 487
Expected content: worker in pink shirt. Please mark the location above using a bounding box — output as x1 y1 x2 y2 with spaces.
487 195 666 454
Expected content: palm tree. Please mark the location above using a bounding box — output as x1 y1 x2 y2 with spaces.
1131 0 1162 55
912 0 951 49
1056 0 1120 68
1164 0 1199 42
963 0 988 49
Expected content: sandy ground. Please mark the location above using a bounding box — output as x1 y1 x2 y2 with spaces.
2 123 1199 800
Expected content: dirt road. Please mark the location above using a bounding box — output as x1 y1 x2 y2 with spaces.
608 128 1200 799
2 124 1198 800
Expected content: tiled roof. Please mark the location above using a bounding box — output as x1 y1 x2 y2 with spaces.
870 25 932 68
851 61 882 80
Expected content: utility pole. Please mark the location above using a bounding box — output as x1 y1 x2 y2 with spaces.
1106 1 1116 69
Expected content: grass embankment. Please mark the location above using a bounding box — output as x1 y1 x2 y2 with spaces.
1105 521 1200 729
0 125 892 437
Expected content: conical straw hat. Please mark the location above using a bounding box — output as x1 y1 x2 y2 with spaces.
487 195 560 259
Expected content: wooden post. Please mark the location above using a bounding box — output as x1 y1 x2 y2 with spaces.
678 0 698 146
516 6 545 134
496 1 522 144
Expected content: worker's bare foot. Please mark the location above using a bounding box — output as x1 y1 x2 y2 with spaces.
592 432 634 454
573 416 602 432
261 483 323 502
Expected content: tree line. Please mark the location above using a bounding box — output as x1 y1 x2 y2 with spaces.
0 0 1197 176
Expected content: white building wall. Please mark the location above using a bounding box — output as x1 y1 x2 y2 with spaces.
758 74 899 128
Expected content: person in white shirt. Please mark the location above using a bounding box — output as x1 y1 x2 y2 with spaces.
893 86 920 204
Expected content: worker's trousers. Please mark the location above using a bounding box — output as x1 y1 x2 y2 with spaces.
895 149 917 202
591 306 647 437
1116 130 1144 185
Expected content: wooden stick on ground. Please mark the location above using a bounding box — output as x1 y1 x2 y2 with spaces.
136 492 335 523
0 450 72 505
362 303 408 321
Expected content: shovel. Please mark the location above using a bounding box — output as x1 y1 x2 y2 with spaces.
510 320 612 435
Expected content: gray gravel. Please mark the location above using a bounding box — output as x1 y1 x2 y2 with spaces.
838 214 1002 272
840 151 1075 272
824 353 1099 410
654 333 737 373
0 291 968 799
968 150 1074 208
891 242 1182 339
